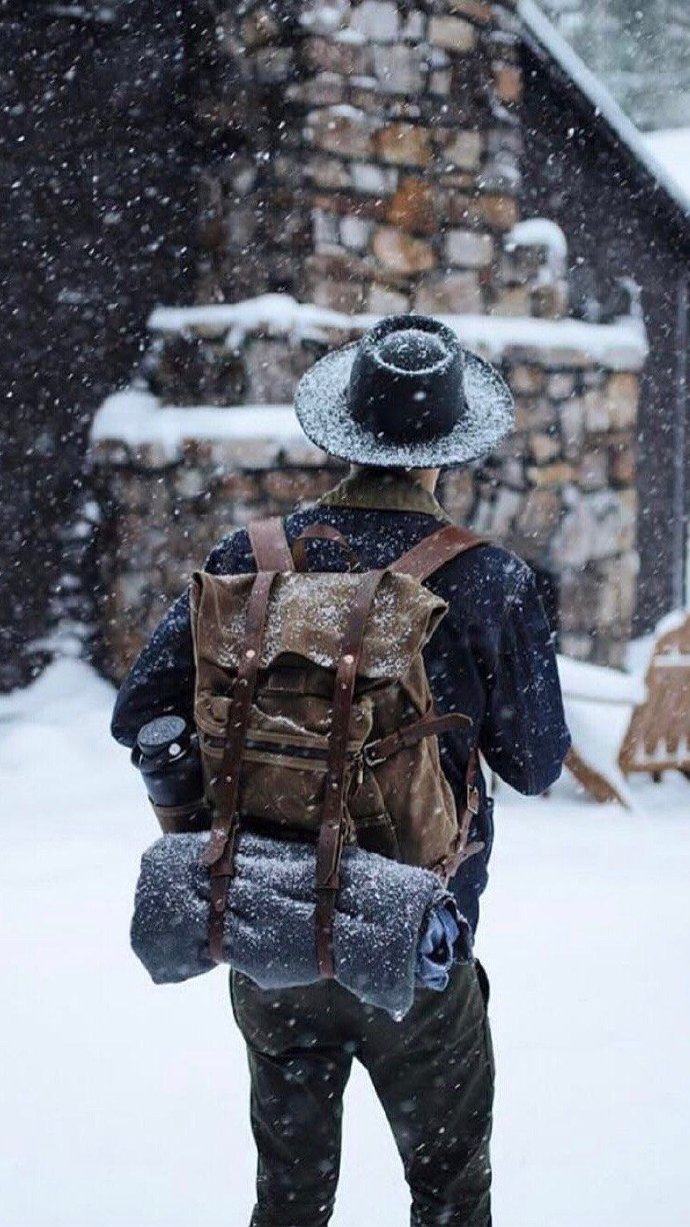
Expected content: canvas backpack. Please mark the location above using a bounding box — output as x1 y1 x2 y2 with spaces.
190 516 486 974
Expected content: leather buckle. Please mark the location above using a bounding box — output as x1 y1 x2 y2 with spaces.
362 742 386 768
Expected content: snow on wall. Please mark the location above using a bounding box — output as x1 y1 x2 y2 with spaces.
91 389 304 449
147 293 648 370
506 218 568 260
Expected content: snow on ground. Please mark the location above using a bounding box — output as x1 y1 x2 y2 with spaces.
2 660 690 1227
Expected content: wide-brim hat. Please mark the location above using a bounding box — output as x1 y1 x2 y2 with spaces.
294 313 514 469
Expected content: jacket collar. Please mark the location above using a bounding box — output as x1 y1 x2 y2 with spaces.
316 469 451 522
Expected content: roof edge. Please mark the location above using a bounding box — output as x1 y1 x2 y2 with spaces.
518 0 690 226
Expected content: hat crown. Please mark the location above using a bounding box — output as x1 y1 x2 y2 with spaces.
348 315 466 443
376 328 449 374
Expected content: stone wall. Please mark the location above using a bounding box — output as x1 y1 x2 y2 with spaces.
87 0 649 680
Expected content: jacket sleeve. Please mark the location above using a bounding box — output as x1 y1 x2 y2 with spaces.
478 565 571 795
110 532 248 749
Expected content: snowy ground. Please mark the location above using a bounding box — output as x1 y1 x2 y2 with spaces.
2 661 690 1227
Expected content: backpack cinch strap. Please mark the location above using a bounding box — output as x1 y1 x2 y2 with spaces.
316 568 387 978
315 523 490 976
200 568 280 963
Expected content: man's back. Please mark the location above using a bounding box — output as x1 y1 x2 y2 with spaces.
112 467 569 932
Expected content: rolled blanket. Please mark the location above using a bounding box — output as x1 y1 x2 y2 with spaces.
131 830 472 1018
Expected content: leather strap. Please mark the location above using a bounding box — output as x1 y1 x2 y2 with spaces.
431 747 484 883
390 524 488 582
200 569 279 963
248 517 295 573
292 523 361 573
363 710 473 767
315 568 387 978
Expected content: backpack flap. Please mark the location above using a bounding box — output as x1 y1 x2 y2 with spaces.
191 569 447 681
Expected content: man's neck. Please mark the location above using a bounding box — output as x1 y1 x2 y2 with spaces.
349 465 440 495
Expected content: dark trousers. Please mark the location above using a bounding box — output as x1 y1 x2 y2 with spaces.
230 960 494 1227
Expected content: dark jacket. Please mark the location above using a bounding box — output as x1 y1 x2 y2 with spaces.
112 468 571 934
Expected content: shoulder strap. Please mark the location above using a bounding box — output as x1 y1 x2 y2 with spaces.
389 524 488 583
247 516 295 573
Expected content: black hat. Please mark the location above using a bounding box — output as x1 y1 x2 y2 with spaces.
294 314 514 469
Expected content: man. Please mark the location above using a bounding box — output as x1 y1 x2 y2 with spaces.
113 314 570 1227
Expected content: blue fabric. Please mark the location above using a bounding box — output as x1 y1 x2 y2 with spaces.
112 481 571 936
415 904 461 992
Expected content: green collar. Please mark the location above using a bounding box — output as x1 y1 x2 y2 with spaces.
316 469 451 522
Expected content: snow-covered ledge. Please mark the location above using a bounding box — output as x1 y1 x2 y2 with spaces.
90 389 324 467
147 294 649 372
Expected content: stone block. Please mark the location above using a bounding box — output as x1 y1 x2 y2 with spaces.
313 207 341 248
430 69 452 96
549 373 576 400
493 61 522 104
490 286 531 316
530 432 561 465
605 372 639 429
609 440 636 487
558 567 601 634
349 0 399 41
311 191 387 222
307 272 367 313
429 15 477 52
367 283 410 313
555 489 635 566
510 365 546 395
306 107 376 159
400 10 424 39
514 489 561 553
413 271 482 313
304 35 374 77
526 462 575 488
340 215 373 251
513 400 554 434
243 337 311 403
350 161 399 194
470 193 520 232
583 388 609 433
558 633 594 662
448 0 493 22
307 156 352 190
438 130 483 170
374 123 434 166
373 44 426 94
578 446 608 491
372 226 437 274
487 487 523 535
445 228 493 268
386 178 437 235
288 74 346 106
560 398 585 459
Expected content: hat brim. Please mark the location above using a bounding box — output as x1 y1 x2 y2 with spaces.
294 341 514 468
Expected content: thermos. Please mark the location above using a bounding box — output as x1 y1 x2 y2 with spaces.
132 715 211 833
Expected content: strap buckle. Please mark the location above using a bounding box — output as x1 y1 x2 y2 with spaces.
362 742 386 769
466 783 480 816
